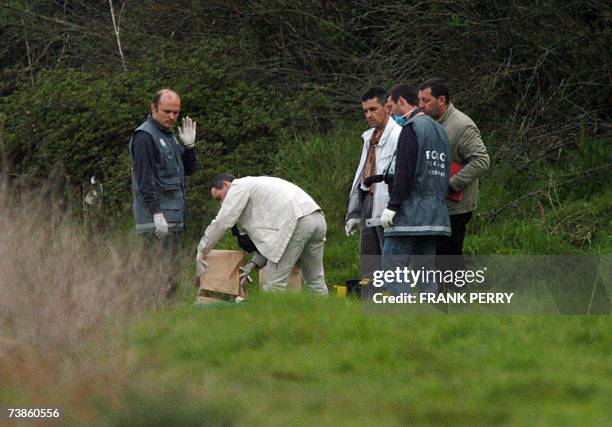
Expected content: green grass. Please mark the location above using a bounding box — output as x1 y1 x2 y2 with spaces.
474 135 611 253
3 126 611 426
96 294 611 426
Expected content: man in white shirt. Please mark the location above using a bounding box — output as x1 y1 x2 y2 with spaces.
346 87 402 279
196 174 328 294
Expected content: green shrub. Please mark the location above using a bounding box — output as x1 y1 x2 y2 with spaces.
1 44 332 230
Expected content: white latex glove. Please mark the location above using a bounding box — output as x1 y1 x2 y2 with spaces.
239 261 256 286
380 209 396 228
153 212 168 237
177 116 196 148
345 218 360 236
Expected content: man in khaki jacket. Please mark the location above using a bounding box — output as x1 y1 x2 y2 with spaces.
196 174 328 294
418 78 490 269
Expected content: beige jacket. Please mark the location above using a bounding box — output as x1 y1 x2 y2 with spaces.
438 103 490 215
198 176 321 263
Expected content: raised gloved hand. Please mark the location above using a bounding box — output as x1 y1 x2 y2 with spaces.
153 212 169 237
239 261 256 286
177 116 196 148
380 208 396 228
345 218 360 236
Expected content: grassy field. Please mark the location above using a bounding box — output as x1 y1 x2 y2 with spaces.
1 126 610 426
2 296 611 426
69 294 605 427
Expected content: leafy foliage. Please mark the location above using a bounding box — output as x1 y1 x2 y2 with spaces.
1 44 332 227
1 0 610 229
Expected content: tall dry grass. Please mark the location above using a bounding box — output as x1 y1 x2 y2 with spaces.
0 179 172 400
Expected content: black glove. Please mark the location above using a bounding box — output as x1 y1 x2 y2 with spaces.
231 225 258 253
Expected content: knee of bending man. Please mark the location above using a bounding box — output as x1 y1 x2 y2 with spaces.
305 283 329 295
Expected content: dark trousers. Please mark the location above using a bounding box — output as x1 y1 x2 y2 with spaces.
437 212 472 288
143 232 183 298
359 191 384 279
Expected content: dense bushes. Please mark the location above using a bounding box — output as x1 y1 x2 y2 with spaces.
0 44 331 227
1 1 609 229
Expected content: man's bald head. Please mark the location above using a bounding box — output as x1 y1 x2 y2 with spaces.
151 89 181 129
152 89 180 107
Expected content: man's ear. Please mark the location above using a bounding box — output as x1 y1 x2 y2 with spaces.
151 103 157 113
439 95 448 106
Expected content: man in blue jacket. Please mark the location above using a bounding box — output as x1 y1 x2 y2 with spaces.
129 88 198 297
380 84 450 295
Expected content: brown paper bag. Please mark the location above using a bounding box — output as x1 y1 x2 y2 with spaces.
259 265 302 292
198 250 246 300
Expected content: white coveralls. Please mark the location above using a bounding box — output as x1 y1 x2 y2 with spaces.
198 176 328 294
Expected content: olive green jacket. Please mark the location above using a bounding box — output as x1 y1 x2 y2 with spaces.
438 103 490 215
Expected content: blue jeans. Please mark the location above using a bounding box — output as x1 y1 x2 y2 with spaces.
382 235 439 295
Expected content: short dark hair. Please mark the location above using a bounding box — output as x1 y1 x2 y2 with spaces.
419 78 450 104
211 173 236 189
387 84 419 106
361 86 387 106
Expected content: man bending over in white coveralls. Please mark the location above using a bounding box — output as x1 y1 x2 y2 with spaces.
196 174 328 294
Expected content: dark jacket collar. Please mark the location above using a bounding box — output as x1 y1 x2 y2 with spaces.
409 108 422 119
